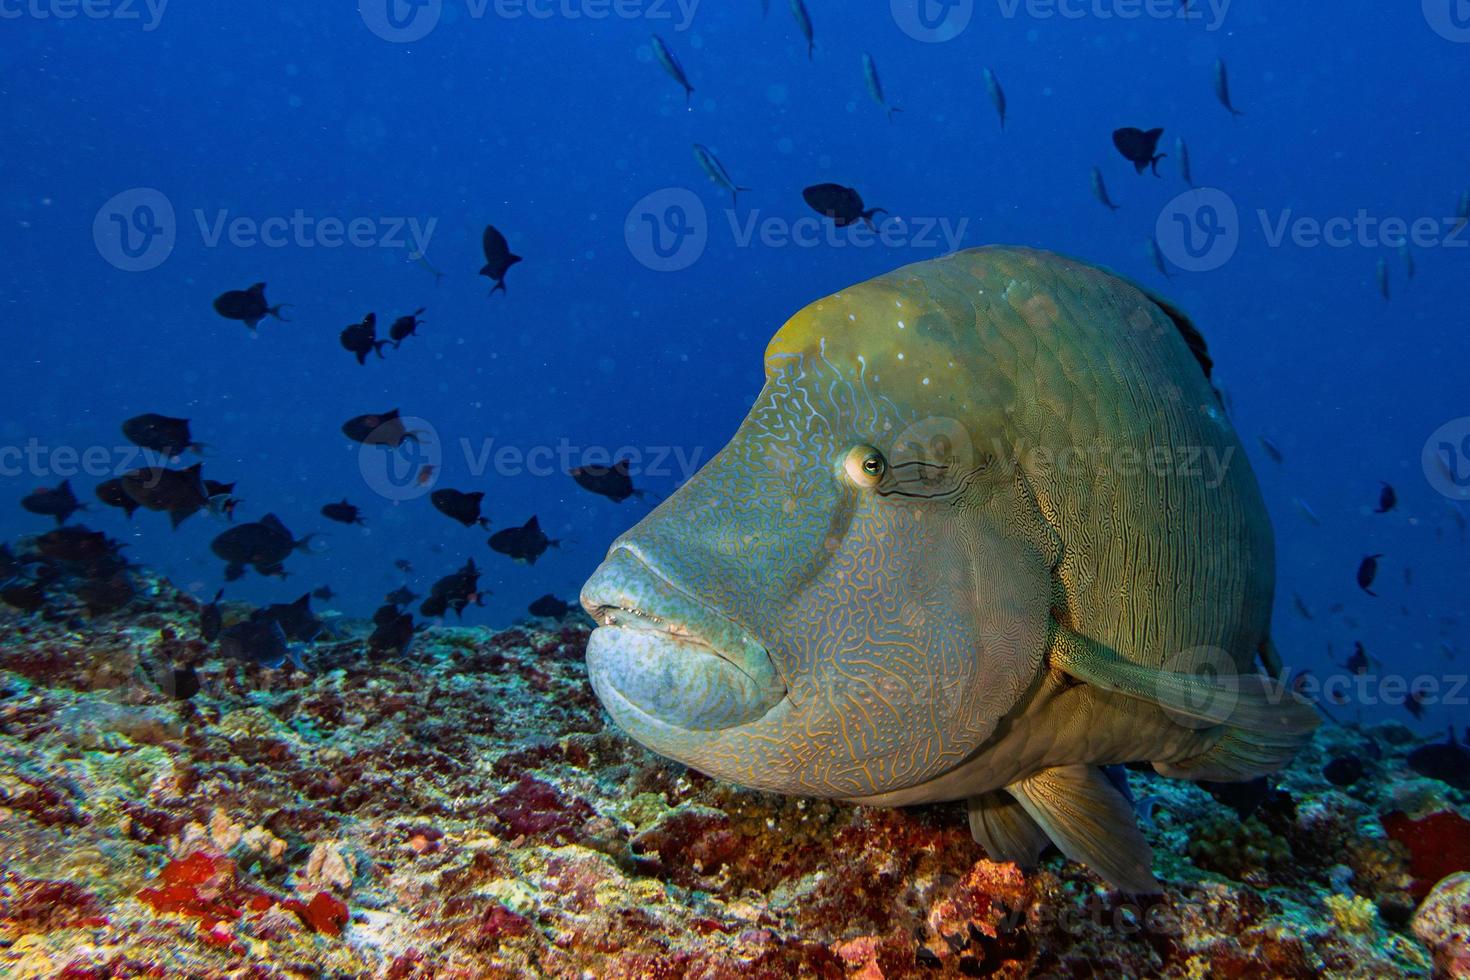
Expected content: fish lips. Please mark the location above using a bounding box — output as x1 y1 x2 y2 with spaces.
582 546 784 732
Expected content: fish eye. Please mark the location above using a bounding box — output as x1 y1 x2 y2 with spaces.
843 446 886 488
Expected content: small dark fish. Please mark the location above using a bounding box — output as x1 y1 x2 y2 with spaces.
1198 777 1271 819
204 479 236 500
1175 136 1193 186
1256 436 1283 463
1292 497 1320 525
1112 127 1167 176
163 665 201 701
389 308 426 347
1455 190 1470 233
95 478 141 519
121 463 209 528
34 526 119 566
312 585 335 602
1405 686 1427 720
385 586 419 608
1322 755 1364 787
1291 593 1313 620
1090 167 1119 212
651 34 694 106
251 593 323 643
1406 727 1470 791
1 582 47 613
421 558 485 619
488 515 559 565
570 459 659 504
369 609 415 655
219 619 304 671
1147 238 1172 279
802 183 887 230
1357 554 1383 597
201 588 224 642
394 559 414 574
479 225 523 296
342 408 419 448
341 313 389 365
211 513 316 581
983 67 1005 130
1344 641 1371 676
862 52 899 123
693 143 751 209
789 0 813 59
213 282 289 330
22 480 83 525
1376 258 1389 301
122 414 204 458
1213 58 1243 118
1374 482 1397 514
431 489 492 529
528 594 572 619
76 572 134 617
321 500 366 527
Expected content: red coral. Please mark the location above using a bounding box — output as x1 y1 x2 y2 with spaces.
490 775 594 843
1382 810 1470 899
630 807 741 887
481 903 531 940
303 892 350 937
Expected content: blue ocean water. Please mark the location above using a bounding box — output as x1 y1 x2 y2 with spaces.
1 1 1466 725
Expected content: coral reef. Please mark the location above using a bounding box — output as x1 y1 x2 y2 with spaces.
0 572 1463 977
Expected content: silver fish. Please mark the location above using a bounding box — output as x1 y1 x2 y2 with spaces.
1091 166 1119 212
652 34 694 107
1292 497 1321 525
1147 237 1172 279
1176 136 1193 186
693 143 751 209
863 52 898 123
789 0 813 59
983 67 1005 130
1214 58 1243 118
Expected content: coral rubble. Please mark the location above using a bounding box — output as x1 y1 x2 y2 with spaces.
0 573 1461 977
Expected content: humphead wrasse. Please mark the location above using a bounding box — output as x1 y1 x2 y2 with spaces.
581 246 1320 892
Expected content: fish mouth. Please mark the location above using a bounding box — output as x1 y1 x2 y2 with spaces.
581 546 785 732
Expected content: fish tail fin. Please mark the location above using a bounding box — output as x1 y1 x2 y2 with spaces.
294 533 323 555
477 518 492 531
490 279 508 296
269 304 292 323
862 208 888 231
732 186 752 209
374 341 391 359
1150 154 1167 176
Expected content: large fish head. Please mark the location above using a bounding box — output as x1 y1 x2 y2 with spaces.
582 267 1055 799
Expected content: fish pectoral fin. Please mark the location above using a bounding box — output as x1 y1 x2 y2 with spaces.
966 792 1051 868
1050 624 1322 738
1007 765 1160 895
